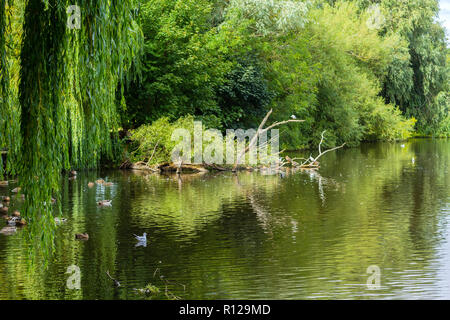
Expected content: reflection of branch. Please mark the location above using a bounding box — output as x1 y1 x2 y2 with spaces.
106 270 121 287
153 268 186 292
301 168 344 199
152 268 185 300
247 193 272 233
232 173 242 187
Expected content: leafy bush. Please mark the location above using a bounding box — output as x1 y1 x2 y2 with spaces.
129 116 196 165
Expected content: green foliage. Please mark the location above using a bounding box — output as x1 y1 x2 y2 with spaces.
1 0 144 257
123 0 234 128
305 2 415 146
215 56 273 128
223 0 309 36
0 0 9 179
18 0 68 249
130 116 196 165
258 1 415 148
125 0 421 151
211 0 415 149
0 0 22 179
69 0 143 169
374 0 448 135
434 90 449 137
129 114 278 166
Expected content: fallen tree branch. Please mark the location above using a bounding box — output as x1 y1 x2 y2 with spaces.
233 109 304 171
286 131 346 169
312 143 346 163
146 140 160 167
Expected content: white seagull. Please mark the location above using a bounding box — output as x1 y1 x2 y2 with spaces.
134 232 147 247
134 232 147 241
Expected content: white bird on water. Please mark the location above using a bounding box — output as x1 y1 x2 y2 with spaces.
400 144 405 148
134 232 147 241
134 232 147 247
290 114 296 119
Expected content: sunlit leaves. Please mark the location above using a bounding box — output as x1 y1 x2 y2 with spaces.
224 0 309 37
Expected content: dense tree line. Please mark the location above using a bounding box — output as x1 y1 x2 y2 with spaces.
124 0 448 153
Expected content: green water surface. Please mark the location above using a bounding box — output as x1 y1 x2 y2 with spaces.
0 138 448 299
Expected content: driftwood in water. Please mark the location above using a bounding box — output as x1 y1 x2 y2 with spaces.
286 131 345 169
130 161 159 172
202 163 228 171
158 162 209 173
129 160 260 173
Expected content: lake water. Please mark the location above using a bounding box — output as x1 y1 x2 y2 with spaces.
0 138 448 299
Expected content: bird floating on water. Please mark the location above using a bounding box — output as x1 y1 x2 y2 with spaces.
98 200 112 206
7 216 20 225
54 217 67 224
134 232 147 242
75 233 89 240
11 187 21 193
401 144 405 148
134 232 147 247
6 216 26 226
106 270 121 287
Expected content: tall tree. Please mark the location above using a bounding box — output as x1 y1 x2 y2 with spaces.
373 0 447 134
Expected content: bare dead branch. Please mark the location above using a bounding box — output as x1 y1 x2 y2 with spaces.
318 130 326 155
233 109 304 171
285 131 346 169
146 139 160 166
312 143 346 163
261 119 305 134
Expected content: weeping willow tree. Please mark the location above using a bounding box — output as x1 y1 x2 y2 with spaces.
0 1 8 179
0 1 22 181
1 0 142 256
0 1 16 179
